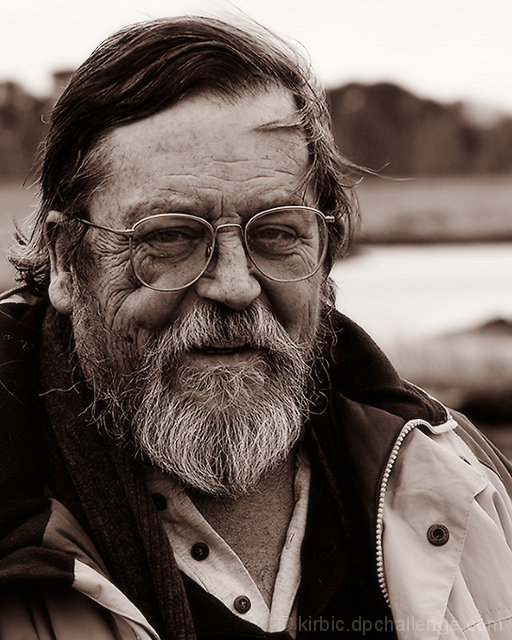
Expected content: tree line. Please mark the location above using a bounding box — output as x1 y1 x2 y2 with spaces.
328 82 512 176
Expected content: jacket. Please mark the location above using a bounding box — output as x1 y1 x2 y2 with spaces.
0 293 511 640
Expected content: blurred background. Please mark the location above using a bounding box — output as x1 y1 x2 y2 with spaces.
1 0 511 455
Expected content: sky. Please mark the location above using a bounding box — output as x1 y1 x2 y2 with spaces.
2 0 512 114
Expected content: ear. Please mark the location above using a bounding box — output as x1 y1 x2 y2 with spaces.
45 211 76 316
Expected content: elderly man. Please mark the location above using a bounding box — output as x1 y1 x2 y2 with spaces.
0 16 511 640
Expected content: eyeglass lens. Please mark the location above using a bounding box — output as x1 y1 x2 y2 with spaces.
130 207 328 291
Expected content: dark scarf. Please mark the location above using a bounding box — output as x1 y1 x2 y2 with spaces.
39 305 196 640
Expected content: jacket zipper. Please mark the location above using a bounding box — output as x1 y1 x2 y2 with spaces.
375 418 431 605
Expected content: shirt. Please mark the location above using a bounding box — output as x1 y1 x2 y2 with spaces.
145 450 311 635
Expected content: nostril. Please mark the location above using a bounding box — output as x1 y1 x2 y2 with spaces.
194 249 261 311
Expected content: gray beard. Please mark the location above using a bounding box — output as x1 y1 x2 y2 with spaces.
72 299 320 498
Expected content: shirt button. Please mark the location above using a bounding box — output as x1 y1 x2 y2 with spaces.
234 595 251 614
151 493 167 511
427 524 450 546
191 542 210 561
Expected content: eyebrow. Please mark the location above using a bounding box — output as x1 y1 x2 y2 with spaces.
119 192 310 227
122 195 203 226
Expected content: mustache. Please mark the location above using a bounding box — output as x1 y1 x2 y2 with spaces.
146 300 309 361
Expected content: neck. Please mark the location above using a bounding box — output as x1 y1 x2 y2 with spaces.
190 453 297 606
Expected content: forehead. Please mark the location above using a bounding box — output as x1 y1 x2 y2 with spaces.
91 88 310 225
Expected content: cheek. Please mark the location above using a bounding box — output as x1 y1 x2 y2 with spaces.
268 279 322 343
128 289 190 331
87 240 188 324
101 285 190 345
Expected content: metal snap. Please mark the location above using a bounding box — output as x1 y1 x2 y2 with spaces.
427 524 450 546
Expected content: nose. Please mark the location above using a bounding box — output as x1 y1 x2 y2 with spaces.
194 225 261 311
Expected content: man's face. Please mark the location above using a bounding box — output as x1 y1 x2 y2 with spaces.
84 87 323 357
64 88 327 496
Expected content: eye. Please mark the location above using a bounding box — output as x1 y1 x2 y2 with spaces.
249 224 299 255
140 225 208 262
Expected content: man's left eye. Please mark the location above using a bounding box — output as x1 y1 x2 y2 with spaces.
249 226 298 252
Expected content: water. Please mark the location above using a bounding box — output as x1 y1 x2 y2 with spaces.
331 243 512 347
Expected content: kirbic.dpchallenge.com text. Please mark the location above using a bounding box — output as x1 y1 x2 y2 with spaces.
297 615 503 635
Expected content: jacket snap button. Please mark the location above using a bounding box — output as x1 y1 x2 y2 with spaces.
151 493 167 511
191 542 210 561
234 595 251 613
427 524 450 546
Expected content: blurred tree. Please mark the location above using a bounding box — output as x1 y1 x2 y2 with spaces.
0 82 48 179
327 82 511 176
0 71 74 182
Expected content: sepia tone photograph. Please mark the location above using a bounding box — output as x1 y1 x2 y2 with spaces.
0 1 511 638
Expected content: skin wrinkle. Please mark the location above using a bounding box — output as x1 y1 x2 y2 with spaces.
11 30 357 299
93 233 129 256
96 174 298 209
253 123 304 134
89 106 307 229
122 165 301 185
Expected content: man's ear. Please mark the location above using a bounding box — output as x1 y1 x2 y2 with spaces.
45 211 76 316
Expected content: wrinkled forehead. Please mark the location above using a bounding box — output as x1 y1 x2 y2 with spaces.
90 88 311 225
107 86 306 150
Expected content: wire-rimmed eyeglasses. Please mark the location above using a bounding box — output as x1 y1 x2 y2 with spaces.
74 205 335 292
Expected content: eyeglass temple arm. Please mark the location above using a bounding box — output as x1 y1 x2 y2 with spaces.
75 217 133 236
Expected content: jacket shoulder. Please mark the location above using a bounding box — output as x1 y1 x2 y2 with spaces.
450 409 512 495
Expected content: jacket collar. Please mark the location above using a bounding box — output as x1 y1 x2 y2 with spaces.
325 310 449 425
308 311 452 542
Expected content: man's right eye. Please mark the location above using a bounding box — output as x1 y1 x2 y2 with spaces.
139 226 209 263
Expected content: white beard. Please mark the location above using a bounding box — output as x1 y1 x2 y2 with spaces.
72 299 318 498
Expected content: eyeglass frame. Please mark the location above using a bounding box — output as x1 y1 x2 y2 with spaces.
73 205 336 292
